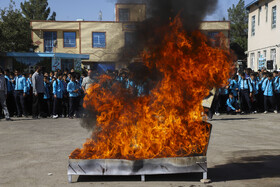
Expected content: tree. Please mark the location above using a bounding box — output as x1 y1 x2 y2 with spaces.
0 0 34 52
20 0 56 20
228 0 248 60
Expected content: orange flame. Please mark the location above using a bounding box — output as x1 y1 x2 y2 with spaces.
70 17 233 160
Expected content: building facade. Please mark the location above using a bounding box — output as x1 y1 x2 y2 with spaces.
247 0 280 71
30 3 230 72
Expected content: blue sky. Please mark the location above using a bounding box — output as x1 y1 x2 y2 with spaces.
0 0 252 21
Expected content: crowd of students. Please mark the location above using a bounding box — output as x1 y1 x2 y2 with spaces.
1 66 280 121
214 68 280 116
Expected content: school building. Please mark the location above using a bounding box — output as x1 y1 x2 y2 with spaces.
246 0 280 71
28 3 230 72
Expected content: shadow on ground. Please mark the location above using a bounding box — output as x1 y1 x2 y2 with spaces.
212 118 256 121
209 154 280 182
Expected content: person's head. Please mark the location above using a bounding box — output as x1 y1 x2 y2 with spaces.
50 71 54 77
229 93 234 99
240 72 246 79
88 69 93 77
57 73 62 80
44 76 49 83
234 75 238 81
250 73 255 80
29 73 32 78
70 68 75 73
54 71 58 77
70 73 75 81
273 71 278 77
14 69 20 76
268 73 273 80
35 66 42 73
44 72 49 77
63 74 67 81
4 69 10 76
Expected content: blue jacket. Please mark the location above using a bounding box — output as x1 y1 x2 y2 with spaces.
67 81 78 97
14 75 27 93
4 75 13 93
53 79 64 99
44 82 51 99
229 79 238 97
226 97 237 111
259 77 267 91
249 78 259 95
262 79 274 96
238 79 253 92
273 76 280 93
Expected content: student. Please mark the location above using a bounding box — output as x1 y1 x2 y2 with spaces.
229 75 239 101
249 73 259 113
13 69 28 117
4 69 15 117
62 74 69 118
0 68 11 121
273 71 280 112
238 72 253 114
52 73 64 119
43 76 52 117
226 93 241 114
32 66 44 119
262 73 277 114
67 73 79 119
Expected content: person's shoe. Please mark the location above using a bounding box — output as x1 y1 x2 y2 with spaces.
69 116 73 119
24 115 29 118
6 118 12 121
241 111 245 115
274 110 278 114
254 111 257 114
32 116 38 119
264 111 268 114
53 115 58 119
215 112 220 116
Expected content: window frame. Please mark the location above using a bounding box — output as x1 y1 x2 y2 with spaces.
265 3 268 22
258 7 261 25
118 8 130 22
251 15 256 36
63 31 77 48
92 32 106 48
43 31 57 53
272 6 277 29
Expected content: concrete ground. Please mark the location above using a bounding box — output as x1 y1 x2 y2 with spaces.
0 113 279 187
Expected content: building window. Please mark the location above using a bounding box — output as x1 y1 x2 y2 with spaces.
271 48 276 68
272 6 276 29
119 8 130 22
63 32 76 48
263 50 267 58
125 32 136 47
250 53 255 70
44 31 57 52
258 7 261 25
92 32 106 48
257 51 261 68
265 3 268 22
251 16 256 36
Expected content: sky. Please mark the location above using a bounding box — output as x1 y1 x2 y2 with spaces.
0 0 252 21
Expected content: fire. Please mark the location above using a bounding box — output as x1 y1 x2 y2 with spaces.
70 17 233 160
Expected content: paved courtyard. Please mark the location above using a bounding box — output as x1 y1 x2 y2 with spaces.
0 113 279 187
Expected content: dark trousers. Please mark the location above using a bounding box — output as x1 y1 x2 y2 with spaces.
240 89 252 112
275 93 280 111
14 90 26 116
227 103 239 114
69 97 78 117
256 92 264 112
7 92 16 117
43 99 52 117
264 96 275 111
53 98 62 116
62 97 69 117
219 94 228 113
32 93 44 117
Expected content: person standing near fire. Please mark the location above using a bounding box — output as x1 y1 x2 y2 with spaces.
52 73 64 119
273 71 280 112
238 72 253 114
32 66 44 119
12 69 28 117
262 73 277 114
0 68 12 121
81 68 95 93
67 73 79 119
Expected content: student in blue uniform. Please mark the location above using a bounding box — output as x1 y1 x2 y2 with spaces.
249 73 259 113
257 72 267 112
12 69 28 117
273 71 280 112
43 76 52 117
226 93 241 114
238 72 253 114
67 73 79 119
52 73 64 119
4 69 16 117
229 75 239 101
262 73 277 114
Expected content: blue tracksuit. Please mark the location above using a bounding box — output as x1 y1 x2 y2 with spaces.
226 97 238 111
229 79 239 97
44 82 51 99
238 79 253 92
67 81 78 98
262 79 274 96
53 79 64 99
273 76 280 93
249 78 259 95
14 75 27 93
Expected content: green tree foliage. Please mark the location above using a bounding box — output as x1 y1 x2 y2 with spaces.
228 0 248 59
20 0 56 20
0 1 34 52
